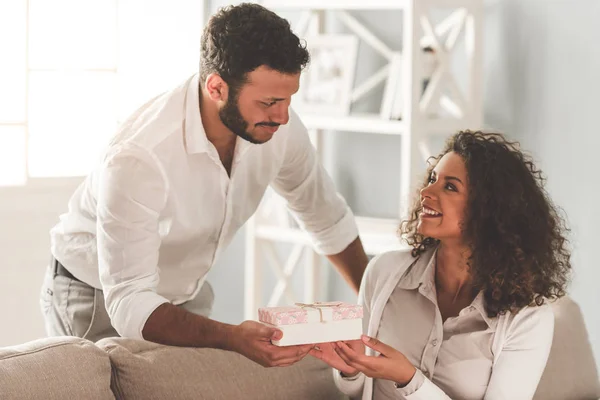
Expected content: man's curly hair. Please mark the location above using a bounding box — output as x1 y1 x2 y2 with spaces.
400 131 571 317
200 3 310 93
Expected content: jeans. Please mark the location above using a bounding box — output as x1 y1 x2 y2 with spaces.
39 263 215 342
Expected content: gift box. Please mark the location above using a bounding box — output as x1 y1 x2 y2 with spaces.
258 301 363 346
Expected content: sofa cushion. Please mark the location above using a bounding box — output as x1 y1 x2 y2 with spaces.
97 337 347 400
534 296 600 400
0 336 114 400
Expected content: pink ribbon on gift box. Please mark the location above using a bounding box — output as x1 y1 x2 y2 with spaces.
258 302 362 326
294 301 343 323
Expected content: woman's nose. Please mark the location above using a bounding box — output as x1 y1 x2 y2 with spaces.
420 186 429 198
420 184 434 200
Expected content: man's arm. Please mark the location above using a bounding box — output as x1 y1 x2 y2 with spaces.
142 303 234 348
142 304 313 367
272 109 368 293
326 236 369 294
97 149 312 366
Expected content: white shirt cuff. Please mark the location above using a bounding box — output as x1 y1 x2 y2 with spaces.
309 206 359 255
402 369 451 400
395 368 426 397
110 291 170 340
333 369 365 398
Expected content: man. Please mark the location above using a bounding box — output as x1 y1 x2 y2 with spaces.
40 3 369 368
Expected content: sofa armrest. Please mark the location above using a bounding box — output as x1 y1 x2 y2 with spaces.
0 336 114 400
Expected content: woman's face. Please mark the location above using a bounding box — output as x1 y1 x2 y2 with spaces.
417 151 468 242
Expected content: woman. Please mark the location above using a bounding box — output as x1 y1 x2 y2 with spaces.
310 131 571 399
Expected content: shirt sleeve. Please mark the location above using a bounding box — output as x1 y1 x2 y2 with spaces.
271 108 358 255
96 146 171 339
333 370 366 399
396 369 452 399
483 304 554 399
397 304 554 400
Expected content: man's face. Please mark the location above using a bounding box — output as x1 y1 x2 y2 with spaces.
219 66 300 144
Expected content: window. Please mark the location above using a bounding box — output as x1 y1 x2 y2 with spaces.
0 0 205 186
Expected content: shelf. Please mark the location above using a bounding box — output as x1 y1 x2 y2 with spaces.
261 0 408 10
263 0 480 11
301 113 483 137
301 113 405 135
264 0 482 10
300 113 484 136
254 216 408 255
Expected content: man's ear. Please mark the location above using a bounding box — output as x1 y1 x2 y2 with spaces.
205 73 229 102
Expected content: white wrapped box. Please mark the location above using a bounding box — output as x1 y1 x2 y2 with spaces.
258 302 363 346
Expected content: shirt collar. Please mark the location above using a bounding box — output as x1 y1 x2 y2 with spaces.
184 73 211 154
183 73 257 160
397 246 497 328
468 291 497 329
397 247 437 290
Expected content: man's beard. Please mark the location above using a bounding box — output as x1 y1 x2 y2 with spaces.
219 91 279 145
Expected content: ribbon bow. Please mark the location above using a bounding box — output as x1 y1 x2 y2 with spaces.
294 301 343 323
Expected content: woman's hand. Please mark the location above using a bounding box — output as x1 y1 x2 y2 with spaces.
335 335 417 386
309 340 365 376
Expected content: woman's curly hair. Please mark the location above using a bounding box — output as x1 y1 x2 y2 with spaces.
400 130 571 317
200 3 310 93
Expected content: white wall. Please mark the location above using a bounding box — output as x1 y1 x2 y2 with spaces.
0 180 80 345
483 0 600 364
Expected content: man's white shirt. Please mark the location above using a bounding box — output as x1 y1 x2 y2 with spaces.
50 74 359 339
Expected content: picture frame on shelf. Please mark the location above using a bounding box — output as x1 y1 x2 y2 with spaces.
292 34 359 116
380 52 403 120
380 47 438 120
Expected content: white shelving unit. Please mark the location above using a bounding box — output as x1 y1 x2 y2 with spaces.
244 0 483 320
302 113 405 135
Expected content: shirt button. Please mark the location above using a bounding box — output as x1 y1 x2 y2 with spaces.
431 339 438 346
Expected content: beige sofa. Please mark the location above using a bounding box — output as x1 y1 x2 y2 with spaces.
1 297 599 400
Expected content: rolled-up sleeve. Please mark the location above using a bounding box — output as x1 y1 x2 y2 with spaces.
96 147 170 339
271 109 358 255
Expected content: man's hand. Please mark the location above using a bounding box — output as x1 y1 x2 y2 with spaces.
230 320 314 367
142 304 311 368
